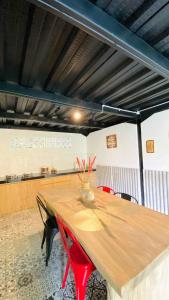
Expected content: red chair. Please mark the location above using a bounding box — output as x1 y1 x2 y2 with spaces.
56 215 96 300
97 185 115 194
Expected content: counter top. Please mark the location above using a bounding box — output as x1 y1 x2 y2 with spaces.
0 169 95 185
38 181 169 297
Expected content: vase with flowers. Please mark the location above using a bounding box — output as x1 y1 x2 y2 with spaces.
76 156 96 203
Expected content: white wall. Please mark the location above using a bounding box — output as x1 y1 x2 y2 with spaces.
0 129 87 177
142 110 169 171
87 123 139 168
87 109 169 172
1 109 169 178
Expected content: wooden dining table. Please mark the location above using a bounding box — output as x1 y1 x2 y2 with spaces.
37 176 169 300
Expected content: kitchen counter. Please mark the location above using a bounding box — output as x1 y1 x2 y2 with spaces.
0 170 96 215
0 169 95 184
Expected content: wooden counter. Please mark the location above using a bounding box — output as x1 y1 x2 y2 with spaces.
0 172 95 215
38 180 169 299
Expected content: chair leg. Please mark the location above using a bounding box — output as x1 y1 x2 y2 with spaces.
74 268 92 300
62 260 70 288
46 230 56 266
41 229 46 249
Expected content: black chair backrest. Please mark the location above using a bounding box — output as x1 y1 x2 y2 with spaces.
36 196 53 226
114 192 138 204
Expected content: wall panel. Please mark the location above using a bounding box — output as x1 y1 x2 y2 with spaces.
97 165 169 214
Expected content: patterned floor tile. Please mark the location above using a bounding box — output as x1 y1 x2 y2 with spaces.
0 208 107 299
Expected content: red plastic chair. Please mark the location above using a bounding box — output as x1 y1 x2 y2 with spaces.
56 215 96 300
97 185 115 194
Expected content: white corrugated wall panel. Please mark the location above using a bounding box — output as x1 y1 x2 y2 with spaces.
144 170 169 214
96 165 169 214
96 165 140 203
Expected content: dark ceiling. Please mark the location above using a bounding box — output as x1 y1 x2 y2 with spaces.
1 0 169 135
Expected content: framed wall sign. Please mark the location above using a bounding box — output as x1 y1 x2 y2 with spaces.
106 134 117 148
146 140 154 153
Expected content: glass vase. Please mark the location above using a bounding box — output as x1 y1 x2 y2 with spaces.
80 180 95 203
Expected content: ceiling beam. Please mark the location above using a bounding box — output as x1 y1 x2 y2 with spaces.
0 81 102 113
29 0 169 79
0 124 90 135
0 81 138 119
140 99 169 121
0 112 103 130
114 78 168 108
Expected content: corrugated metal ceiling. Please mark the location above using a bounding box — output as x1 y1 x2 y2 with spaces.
0 0 169 134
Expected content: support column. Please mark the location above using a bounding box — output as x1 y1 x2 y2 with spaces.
137 121 145 206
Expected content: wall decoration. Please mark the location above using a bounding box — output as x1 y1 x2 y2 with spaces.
11 137 72 149
106 134 117 148
146 140 154 153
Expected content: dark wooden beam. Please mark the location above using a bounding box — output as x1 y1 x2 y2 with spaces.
0 81 102 113
0 81 139 120
29 0 169 79
0 111 103 130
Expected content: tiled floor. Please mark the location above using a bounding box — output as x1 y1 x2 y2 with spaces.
0 208 107 299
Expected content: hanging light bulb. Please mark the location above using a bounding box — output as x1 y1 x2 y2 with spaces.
73 111 82 121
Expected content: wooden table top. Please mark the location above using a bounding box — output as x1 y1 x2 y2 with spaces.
38 181 169 297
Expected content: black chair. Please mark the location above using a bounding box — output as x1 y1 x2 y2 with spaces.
36 196 58 266
114 192 138 204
